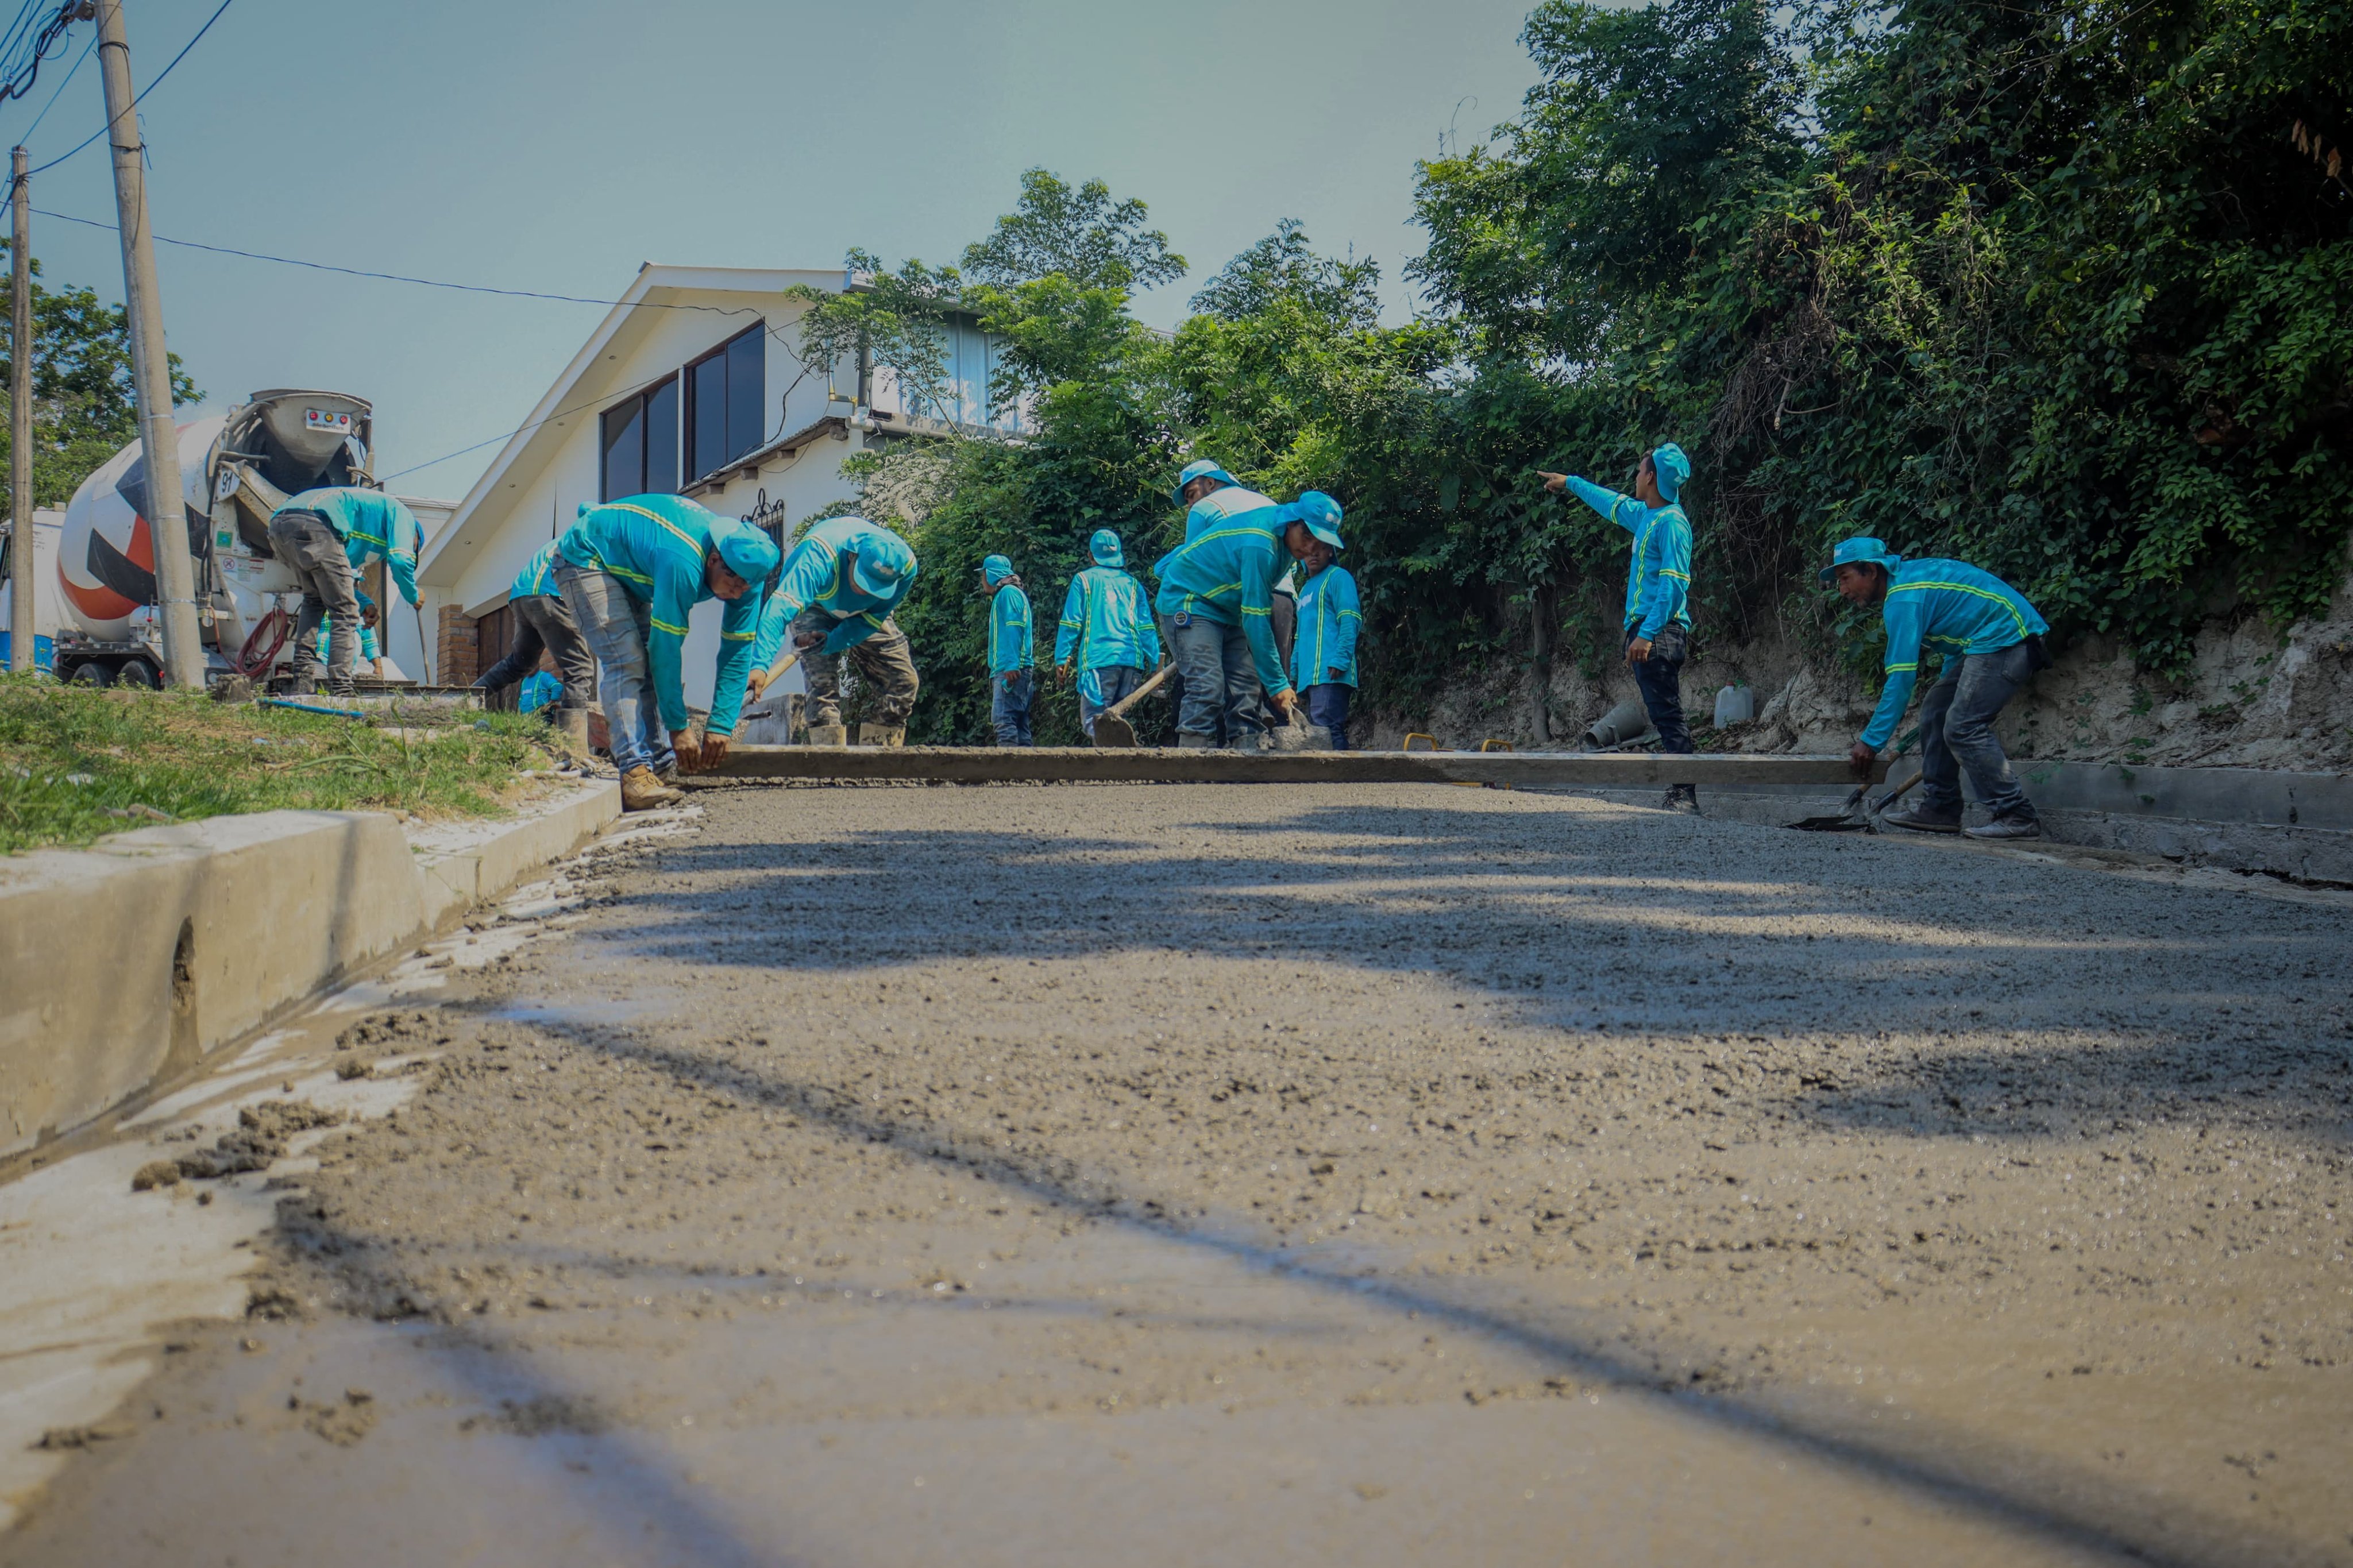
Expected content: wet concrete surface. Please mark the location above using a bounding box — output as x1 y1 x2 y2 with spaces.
5 781 2350 1566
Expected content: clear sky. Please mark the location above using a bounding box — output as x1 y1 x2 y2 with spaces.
5 0 1542 500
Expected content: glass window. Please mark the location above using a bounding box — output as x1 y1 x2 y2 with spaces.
599 376 679 501
685 323 767 482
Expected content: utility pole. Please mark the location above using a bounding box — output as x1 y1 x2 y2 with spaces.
95 0 203 688
8 147 31 675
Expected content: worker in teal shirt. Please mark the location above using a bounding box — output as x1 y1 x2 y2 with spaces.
473 539 597 716
268 486 423 698
745 516 920 744
1289 495 1357 748
312 591 381 680
1055 529 1161 740
1540 443 1699 814
1825 536 2051 840
1155 461 1331 747
982 554 1035 747
553 495 777 809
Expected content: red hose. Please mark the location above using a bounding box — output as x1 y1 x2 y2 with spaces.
234 605 292 678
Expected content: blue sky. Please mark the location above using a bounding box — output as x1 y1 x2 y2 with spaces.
6 0 1542 499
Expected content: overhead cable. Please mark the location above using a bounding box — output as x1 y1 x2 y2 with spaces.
22 0 233 179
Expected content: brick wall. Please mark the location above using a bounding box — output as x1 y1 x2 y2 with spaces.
436 604 479 687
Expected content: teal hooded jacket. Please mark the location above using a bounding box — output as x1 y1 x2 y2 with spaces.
1293 564 1360 689
276 488 422 607
556 494 763 738
1054 534 1160 677
1861 559 2049 748
1151 496 1292 696
988 580 1033 674
749 516 920 667
509 539 561 601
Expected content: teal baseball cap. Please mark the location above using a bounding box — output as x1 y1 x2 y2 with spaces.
1291 491 1344 551
980 553 1016 586
1172 458 1236 506
1089 529 1123 567
715 522 781 584
852 528 915 598
1818 536 1903 587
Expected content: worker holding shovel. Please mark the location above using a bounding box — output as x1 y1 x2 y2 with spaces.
982 555 1036 747
1537 443 1699 815
1054 530 1160 741
1823 537 2050 840
553 496 777 810
747 516 921 747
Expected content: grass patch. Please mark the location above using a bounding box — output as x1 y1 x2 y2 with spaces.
0 676 580 855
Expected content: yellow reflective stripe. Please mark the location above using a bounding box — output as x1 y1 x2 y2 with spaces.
720 630 754 642
1338 609 1360 620
1888 579 2031 636
1240 605 1271 617
861 613 885 631
605 501 708 561
1660 569 1690 582
605 564 654 586
1884 662 1919 673
649 618 688 636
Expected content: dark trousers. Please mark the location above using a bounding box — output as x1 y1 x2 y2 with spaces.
476 593 596 709
1170 615 1263 744
1305 682 1352 750
992 669 1035 746
268 511 359 696
1627 624 1693 754
1918 641 2038 820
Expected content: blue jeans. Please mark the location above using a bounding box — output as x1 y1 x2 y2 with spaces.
1627 624 1693 755
556 561 673 777
1169 615 1262 744
1918 641 2038 820
1078 663 1147 739
992 669 1035 746
1305 682 1352 749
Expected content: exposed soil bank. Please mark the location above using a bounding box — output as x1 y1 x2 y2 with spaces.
6 782 2349 1566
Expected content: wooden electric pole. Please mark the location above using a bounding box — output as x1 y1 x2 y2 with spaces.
7 147 30 676
94 0 203 688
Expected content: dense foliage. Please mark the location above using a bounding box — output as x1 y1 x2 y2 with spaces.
812 0 2351 741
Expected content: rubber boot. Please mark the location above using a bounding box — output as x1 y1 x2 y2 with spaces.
857 723 907 747
1662 783 1700 816
620 765 682 811
807 723 850 747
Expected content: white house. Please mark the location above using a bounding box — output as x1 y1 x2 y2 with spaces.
415 262 1021 713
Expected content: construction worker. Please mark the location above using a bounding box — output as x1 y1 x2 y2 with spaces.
1290 497 1359 748
267 486 423 698
1537 443 1699 814
473 539 596 716
1824 536 2051 840
983 554 1035 747
1154 461 1337 747
746 515 920 746
553 495 777 810
313 591 382 682
1054 529 1161 740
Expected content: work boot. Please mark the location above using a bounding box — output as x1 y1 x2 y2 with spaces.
807 723 850 747
1661 783 1700 815
857 724 906 747
1881 802 1963 834
1965 812 2042 841
620 765 682 811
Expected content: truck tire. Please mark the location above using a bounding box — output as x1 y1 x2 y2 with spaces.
115 659 160 689
70 661 111 688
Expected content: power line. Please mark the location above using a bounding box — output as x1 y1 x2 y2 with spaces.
22 0 232 178
17 22 91 141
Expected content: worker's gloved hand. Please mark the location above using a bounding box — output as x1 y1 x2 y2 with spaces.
1848 740 1877 779
1626 637 1653 665
673 732 704 774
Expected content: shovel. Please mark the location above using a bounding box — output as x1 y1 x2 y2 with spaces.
1087 663 1174 748
738 650 802 721
1788 726 1923 832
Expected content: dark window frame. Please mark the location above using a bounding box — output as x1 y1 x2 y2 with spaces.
684 322 767 484
599 374 680 502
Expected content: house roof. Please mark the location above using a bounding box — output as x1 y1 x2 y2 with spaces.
419 264 842 588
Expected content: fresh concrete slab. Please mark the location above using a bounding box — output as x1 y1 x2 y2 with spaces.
713 743 1881 787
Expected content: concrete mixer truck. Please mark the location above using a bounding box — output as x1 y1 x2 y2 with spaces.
51 389 421 689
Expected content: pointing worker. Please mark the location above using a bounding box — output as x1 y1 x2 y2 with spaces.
982 554 1036 747
553 495 777 810
1537 443 1699 814
746 515 921 746
1823 537 2051 840
1054 529 1161 741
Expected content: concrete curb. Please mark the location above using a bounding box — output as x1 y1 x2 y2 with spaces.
0 781 620 1158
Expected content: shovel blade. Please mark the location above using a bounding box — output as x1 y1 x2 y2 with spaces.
1091 714 1139 748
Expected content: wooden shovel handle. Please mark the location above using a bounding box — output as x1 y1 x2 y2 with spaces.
1102 662 1174 722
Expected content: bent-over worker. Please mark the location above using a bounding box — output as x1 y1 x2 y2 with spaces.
313 591 382 682
1055 529 1161 740
1824 536 2050 841
747 516 920 745
267 486 423 698
473 539 596 716
1155 459 1302 748
1538 443 1699 814
554 495 776 810
983 554 1035 747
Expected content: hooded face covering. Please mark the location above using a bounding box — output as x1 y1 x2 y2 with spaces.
1089 530 1124 568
